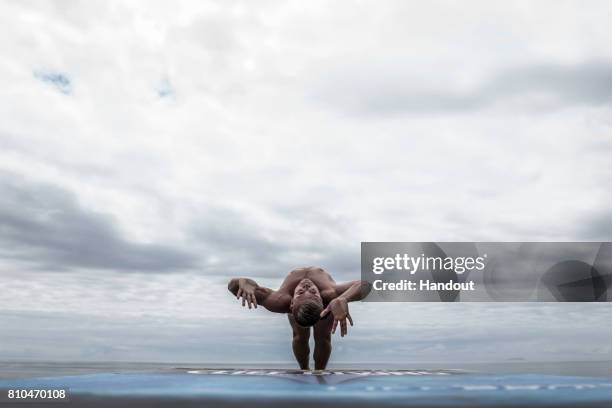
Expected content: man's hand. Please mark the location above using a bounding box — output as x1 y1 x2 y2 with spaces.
320 297 353 337
228 277 290 313
236 278 258 309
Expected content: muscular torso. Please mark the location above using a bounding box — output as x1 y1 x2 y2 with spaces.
277 266 339 306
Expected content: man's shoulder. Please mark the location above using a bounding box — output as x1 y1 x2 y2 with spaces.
263 290 292 313
320 288 339 304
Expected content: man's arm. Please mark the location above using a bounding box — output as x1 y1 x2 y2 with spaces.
320 280 372 337
333 280 372 302
227 277 291 313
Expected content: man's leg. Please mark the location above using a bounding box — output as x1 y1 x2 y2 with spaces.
288 314 311 370
313 314 333 370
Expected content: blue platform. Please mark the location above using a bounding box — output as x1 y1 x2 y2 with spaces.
2 368 612 407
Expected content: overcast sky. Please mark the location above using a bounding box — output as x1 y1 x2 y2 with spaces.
1 0 612 365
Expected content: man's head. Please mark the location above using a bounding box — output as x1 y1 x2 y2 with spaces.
291 278 323 327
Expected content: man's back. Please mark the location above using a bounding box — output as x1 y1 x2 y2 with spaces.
276 267 339 306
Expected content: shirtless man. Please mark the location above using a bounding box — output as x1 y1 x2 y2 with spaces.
228 267 371 370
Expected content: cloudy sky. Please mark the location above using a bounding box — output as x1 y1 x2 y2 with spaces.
1 0 612 365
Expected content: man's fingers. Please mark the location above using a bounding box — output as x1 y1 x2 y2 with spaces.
341 319 347 337
320 306 330 318
347 313 354 326
331 319 338 334
238 291 259 309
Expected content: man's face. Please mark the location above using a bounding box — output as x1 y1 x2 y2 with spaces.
292 278 322 306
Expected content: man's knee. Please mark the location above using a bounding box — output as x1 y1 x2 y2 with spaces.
293 330 310 345
318 338 331 348
314 332 331 348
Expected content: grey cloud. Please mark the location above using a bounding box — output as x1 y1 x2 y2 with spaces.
579 211 612 242
191 207 359 280
2 132 175 202
33 70 71 94
316 60 612 116
273 205 360 277
0 174 197 272
191 207 284 276
0 172 358 279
